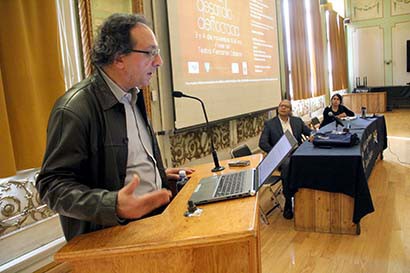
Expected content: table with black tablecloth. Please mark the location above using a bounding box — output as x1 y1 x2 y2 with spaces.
289 116 387 224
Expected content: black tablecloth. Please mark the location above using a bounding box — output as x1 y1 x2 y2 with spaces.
289 116 387 223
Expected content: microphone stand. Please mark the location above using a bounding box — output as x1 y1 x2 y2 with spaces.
173 91 225 172
334 118 345 131
329 112 345 132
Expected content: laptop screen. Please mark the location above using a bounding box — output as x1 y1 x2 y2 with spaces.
257 131 296 188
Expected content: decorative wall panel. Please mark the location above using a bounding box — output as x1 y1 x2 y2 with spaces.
292 95 326 119
392 21 410 85
0 169 55 237
351 0 383 21
352 26 385 86
169 112 270 167
236 113 268 143
170 123 230 167
391 0 410 16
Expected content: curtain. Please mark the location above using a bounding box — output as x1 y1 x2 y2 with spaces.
328 10 348 91
288 0 311 100
0 0 65 178
310 0 326 97
287 0 326 100
78 0 93 78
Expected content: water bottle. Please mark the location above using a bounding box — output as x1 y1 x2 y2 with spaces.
361 107 367 118
176 170 189 192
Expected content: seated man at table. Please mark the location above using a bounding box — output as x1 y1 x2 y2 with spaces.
259 99 312 219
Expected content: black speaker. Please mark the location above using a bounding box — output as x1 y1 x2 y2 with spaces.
407 40 410 72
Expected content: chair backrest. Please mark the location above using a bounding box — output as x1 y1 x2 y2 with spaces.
311 116 320 130
311 117 320 126
231 144 252 158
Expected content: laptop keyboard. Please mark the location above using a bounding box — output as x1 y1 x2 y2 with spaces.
214 172 245 197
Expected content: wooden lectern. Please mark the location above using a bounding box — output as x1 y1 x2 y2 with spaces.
55 154 263 273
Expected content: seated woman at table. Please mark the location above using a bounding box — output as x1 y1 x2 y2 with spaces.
320 93 355 128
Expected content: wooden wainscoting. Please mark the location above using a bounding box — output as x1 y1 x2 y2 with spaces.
343 92 387 113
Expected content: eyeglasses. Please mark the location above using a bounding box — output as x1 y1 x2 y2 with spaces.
279 104 291 109
130 48 160 58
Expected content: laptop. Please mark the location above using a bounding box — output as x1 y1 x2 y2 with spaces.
189 130 298 205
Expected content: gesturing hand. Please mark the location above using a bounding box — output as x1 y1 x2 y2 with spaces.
116 174 172 219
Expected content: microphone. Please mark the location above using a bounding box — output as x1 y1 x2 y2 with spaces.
328 112 344 128
172 91 225 172
172 91 185 98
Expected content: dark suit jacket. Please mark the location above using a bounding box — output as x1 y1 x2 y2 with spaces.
259 116 312 153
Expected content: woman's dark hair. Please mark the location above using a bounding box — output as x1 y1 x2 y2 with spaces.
331 93 343 104
91 13 147 66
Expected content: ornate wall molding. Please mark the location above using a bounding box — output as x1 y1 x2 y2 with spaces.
0 169 55 237
392 0 410 16
351 0 383 21
292 95 326 120
169 112 270 167
236 112 268 143
170 122 231 167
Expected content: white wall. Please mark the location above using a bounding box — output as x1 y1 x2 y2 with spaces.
351 26 385 86
392 21 410 85
346 0 410 88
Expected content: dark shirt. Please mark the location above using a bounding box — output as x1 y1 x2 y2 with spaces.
320 105 355 128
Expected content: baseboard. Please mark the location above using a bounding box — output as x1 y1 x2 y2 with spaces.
0 236 66 273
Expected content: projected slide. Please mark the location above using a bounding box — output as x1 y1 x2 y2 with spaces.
167 0 281 128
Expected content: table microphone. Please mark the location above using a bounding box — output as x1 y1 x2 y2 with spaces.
172 91 225 172
328 112 345 128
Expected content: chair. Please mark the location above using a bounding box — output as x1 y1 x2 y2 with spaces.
230 144 283 224
311 116 320 129
230 144 252 158
259 175 283 224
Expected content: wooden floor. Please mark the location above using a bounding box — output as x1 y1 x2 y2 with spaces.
259 109 410 273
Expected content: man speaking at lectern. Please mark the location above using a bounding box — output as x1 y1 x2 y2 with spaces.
36 14 192 241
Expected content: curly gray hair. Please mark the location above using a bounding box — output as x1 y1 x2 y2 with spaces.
91 13 148 66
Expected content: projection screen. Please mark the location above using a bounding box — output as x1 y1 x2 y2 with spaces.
167 0 281 129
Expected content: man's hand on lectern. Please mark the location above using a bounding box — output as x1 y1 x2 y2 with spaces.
116 174 172 219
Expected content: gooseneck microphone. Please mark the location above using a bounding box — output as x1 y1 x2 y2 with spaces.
173 91 225 172
328 112 345 128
